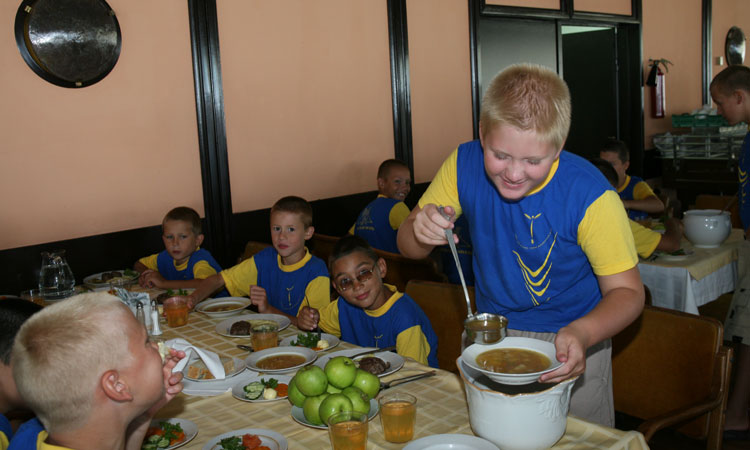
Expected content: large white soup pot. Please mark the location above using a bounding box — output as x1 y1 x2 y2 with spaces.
683 209 731 248
457 358 577 450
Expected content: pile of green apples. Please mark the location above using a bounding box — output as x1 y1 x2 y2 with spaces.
288 356 381 426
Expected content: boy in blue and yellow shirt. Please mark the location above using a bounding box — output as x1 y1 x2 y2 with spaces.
351 159 412 253
188 197 329 330
397 64 644 426
599 139 664 221
135 207 224 292
301 235 438 367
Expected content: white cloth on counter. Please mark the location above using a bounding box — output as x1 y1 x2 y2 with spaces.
166 338 226 379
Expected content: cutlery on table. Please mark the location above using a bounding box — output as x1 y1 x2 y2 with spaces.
236 344 253 352
348 345 398 360
380 370 437 390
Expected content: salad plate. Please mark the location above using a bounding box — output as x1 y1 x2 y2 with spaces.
201 428 287 450
84 269 139 288
290 398 379 429
231 374 291 403
142 418 198 450
315 348 404 378
280 332 340 352
215 314 291 337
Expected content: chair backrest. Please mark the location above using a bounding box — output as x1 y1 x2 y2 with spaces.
309 233 341 267
374 248 448 292
694 194 741 229
238 241 271 263
405 280 476 372
612 305 729 443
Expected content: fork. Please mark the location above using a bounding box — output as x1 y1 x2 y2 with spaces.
303 295 322 341
380 370 437 390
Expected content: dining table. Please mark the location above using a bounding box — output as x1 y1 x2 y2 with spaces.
145 303 649 449
637 228 743 314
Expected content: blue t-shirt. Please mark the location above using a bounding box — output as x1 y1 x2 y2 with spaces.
1 413 12 449
353 197 402 254
7 418 43 450
156 248 228 297
739 132 750 230
618 175 649 220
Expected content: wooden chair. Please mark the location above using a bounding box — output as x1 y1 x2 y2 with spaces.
309 233 342 265
612 305 733 449
694 194 741 229
405 280 476 373
238 241 271 263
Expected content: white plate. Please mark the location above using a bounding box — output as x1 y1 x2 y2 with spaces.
315 348 404 378
215 314 291 337
231 374 292 402
201 428 287 450
655 249 694 261
83 270 139 288
183 356 246 381
144 418 198 450
290 398 379 429
404 434 499 450
461 337 562 385
245 346 317 373
194 297 251 318
279 333 340 352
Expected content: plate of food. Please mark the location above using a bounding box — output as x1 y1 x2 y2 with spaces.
184 356 246 381
403 434 500 450
141 418 198 450
195 297 251 318
280 332 339 352
201 428 287 450
150 288 195 303
655 248 694 261
231 374 291 402
215 314 291 337
315 348 404 377
245 347 317 374
290 398 379 429
84 269 140 288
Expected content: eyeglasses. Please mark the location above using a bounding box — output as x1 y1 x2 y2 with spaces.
337 267 375 292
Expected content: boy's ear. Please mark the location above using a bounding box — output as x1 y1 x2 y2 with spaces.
377 176 386 191
375 257 387 279
304 226 315 240
195 233 205 247
623 160 630 172
101 370 133 402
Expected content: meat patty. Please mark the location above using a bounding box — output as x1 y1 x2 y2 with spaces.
230 320 252 335
357 356 390 375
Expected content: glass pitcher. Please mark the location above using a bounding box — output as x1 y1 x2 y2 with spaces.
39 250 75 300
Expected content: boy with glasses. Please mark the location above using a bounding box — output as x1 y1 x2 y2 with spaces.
300 235 438 367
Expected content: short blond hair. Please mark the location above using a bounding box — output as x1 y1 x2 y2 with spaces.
11 293 134 432
480 63 571 151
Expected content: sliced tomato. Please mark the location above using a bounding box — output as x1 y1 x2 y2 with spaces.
242 434 262 449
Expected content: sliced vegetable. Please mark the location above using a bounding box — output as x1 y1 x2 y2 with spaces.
243 381 265 400
290 332 319 348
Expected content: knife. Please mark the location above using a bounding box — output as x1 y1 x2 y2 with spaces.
380 370 437 390
348 345 397 360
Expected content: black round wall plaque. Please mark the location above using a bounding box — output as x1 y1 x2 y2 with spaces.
14 0 122 88
725 26 746 66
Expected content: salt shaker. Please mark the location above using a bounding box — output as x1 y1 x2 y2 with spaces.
150 300 163 336
135 301 146 329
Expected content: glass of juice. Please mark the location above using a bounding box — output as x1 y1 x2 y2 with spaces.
20 289 46 306
379 392 417 443
251 323 278 351
327 411 368 450
163 296 189 327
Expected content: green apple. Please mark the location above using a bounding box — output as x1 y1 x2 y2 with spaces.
295 365 328 396
341 386 370 415
302 393 329 426
351 368 380 400
326 383 343 394
287 377 307 407
324 356 357 389
318 393 353 426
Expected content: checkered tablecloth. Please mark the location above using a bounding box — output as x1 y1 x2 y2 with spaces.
154 310 648 449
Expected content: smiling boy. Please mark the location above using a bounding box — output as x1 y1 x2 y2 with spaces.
135 207 224 292
187 197 329 330
351 159 412 253
300 235 438 367
397 63 643 426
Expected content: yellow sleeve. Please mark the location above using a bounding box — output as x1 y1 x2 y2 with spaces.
395 325 432 366
298 276 331 314
1 430 9 450
578 190 638 275
138 254 159 271
348 224 355 235
220 258 259 297
318 300 342 337
633 180 656 200
388 202 411 229
629 220 662 259
417 148 463 217
192 260 218 279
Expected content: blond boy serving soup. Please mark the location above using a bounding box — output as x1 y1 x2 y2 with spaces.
397 64 644 426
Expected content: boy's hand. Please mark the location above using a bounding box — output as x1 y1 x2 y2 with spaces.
141 270 167 289
249 285 269 313
147 348 185 417
538 325 588 384
413 204 458 246
138 269 156 288
297 306 319 331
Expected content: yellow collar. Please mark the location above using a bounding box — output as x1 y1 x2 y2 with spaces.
525 157 560 196
365 284 403 317
277 247 312 272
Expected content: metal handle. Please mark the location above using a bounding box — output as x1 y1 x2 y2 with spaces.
381 370 437 390
438 206 474 318
348 345 397 360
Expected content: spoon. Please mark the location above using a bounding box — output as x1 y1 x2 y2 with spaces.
437 206 473 319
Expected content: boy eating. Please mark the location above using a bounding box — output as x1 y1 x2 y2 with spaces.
397 63 644 426
599 138 664 221
187 196 330 330
135 207 224 292
10 293 184 450
301 235 438 367
351 159 412 253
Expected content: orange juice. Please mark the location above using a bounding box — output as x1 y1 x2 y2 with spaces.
380 399 416 443
250 324 278 351
328 420 367 450
163 297 189 327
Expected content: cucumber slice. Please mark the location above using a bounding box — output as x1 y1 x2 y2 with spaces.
243 381 265 400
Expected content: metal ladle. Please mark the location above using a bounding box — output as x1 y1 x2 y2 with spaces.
438 207 507 345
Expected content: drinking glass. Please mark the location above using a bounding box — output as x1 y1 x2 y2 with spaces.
379 392 417 443
20 288 45 306
250 323 278 351
163 297 189 327
39 250 75 300
327 411 368 450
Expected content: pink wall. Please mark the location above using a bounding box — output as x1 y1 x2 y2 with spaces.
0 0 202 250
712 0 750 86
407 0 474 183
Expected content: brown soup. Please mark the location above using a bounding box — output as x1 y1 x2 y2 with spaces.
205 304 241 312
256 354 306 370
476 348 551 374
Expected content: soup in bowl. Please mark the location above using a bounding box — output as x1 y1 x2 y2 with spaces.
461 336 562 385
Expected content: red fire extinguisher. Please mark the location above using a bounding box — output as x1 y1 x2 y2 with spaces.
646 58 672 118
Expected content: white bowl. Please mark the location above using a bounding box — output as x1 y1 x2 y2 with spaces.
194 297 251 318
245 346 317 373
683 209 731 248
461 337 562 385
458 357 577 450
